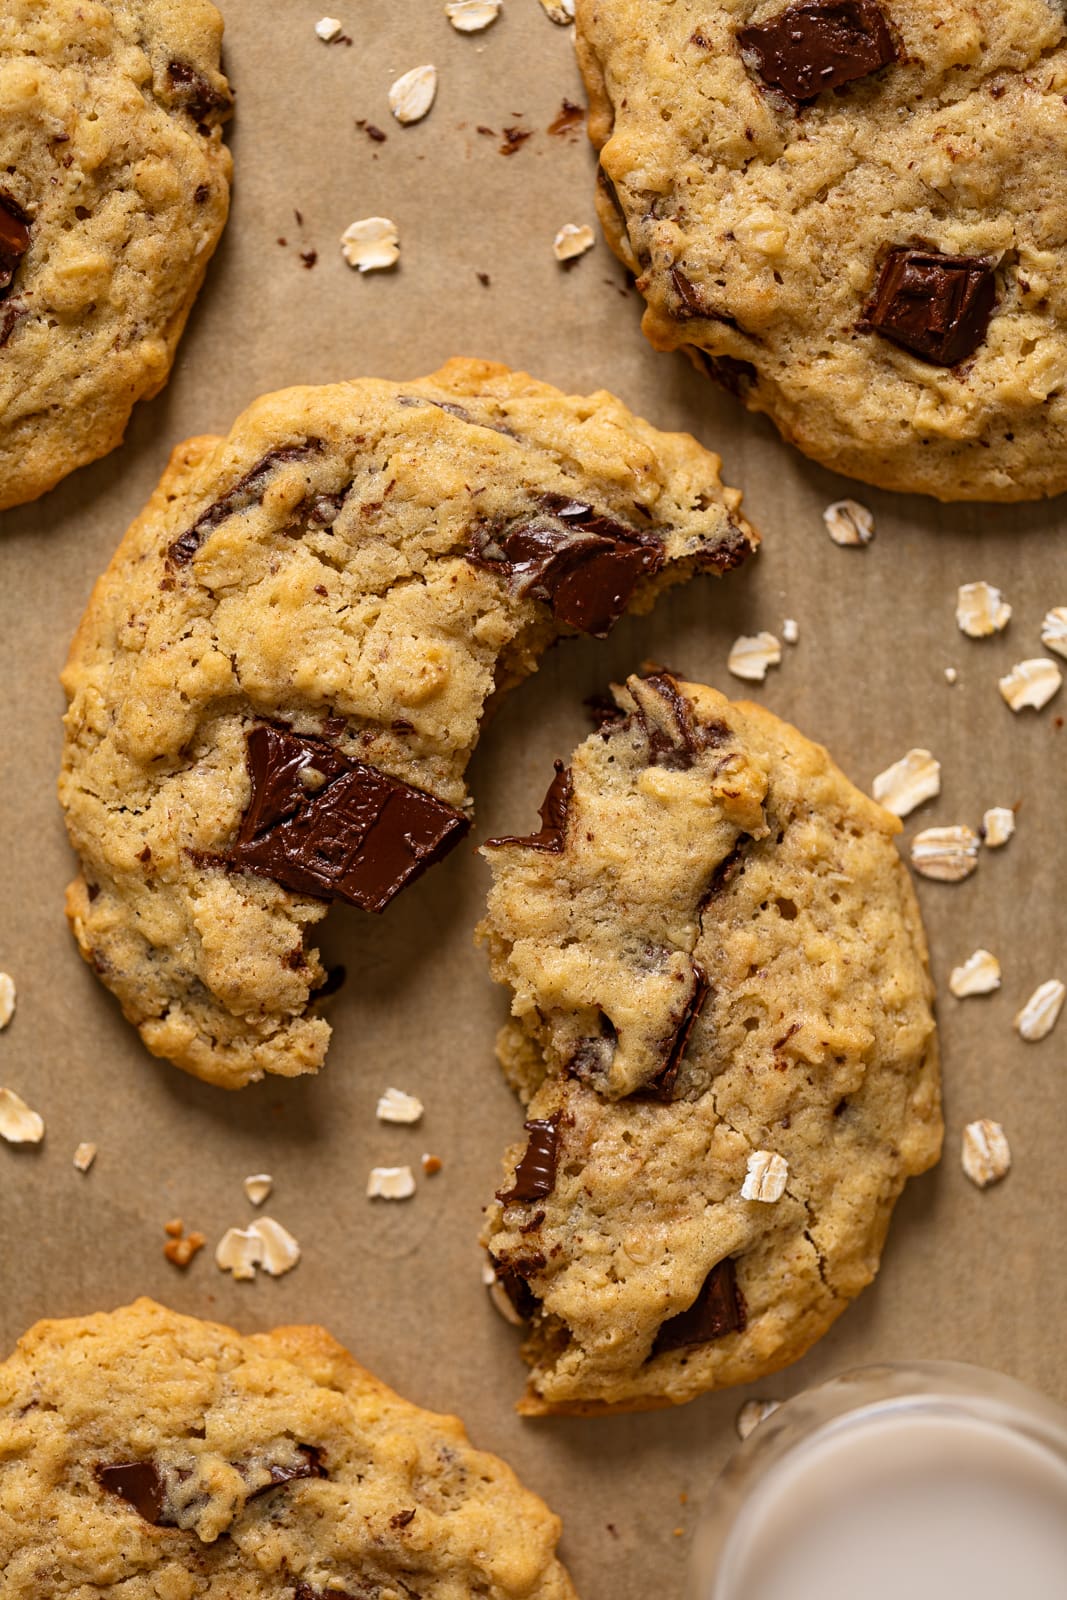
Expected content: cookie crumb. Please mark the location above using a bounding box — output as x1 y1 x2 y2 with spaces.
0 1088 43 1145
910 825 979 882
1014 979 1065 1042
0 973 15 1030
164 1231 205 1269
1041 606 1067 660
314 16 343 41
422 1152 443 1175
163 1217 184 1238
446 0 500 31
981 807 1015 848
737 1398 780 1440
728 631 781 683
367 1164 416 1200
998 658 1062 712
872 748 940 819
376 1086 424 1124
782 617 799 645
553 223 595 262
340 217 399 273
740 1150 788 1202
243 1172 273 1205
73 1141 97 1172
956 581 1011 638
961 1119 1011 1188
388 65 437 126
949 950 1001 998
823 498 874 547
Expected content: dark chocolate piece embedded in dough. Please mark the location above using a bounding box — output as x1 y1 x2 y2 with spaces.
738 0 897 106
651 1257 746 1355
244 1444 327 1499
0 196 30 295
168 441 326 565
863 248 997 366
498 1118 562 1203
228 725 469 913
485 762 572 853
653 964 710 1101
95 1460 167 1524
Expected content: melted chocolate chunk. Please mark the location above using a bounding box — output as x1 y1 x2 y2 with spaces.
227 725 469 913
468 495 664 637
653 964 710 1101
484 762 571 852
629 673 730 771
0 195 30 295
738 1 897 106
567 1011 618 1084
694 348 759 400
862 247 997 366
245 1444 327 1499
96 1460 167 1524
168 440 325 565
652 1257 746 1356
701 834 752 904
669 269 743 329
166 60 234 125
494 1256 546 1320
497 1118 561 1203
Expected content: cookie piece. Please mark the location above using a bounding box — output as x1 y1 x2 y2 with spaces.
0 1299 577 1598
577 0 1067 500
0 0 232 510
59 360 754 1088
479 674 941 1412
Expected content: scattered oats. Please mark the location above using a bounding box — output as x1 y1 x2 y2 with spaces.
422 1152 443 1175
538 0 574 20
340 217 399 273
553 222 595 262
0 1088 43 1144
243 1172 273 1206
741 1150 789 1203
910 825 980 883
388 65 437 126
314 16 342 41
872 748 941 819
0 973 14 1029
998 657 1062 712
376 1086 424 1124
728 631 781 683
73 1141 97 1172
823 498 874 547
446 0 500 31
215 1225 262 1281
367 1164 416 1200
949 950 1001 998
252 1217 302 1276
955 581 1011 638
1040 606 1067 661
981 807 1015 848
944 666 958 684
961 1120 1011 1189
1014 979 1065 1043
736 1399 780 1440
782 617 799 645
164 1231 205 1269
481 1260 496 1286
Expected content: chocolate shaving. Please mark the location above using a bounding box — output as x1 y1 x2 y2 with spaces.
738 1 897 106
652 964 710 1101
652 1257 746 1355
227 725 469 913
390 1507 417 1528
547 98 584 135
168 440 326 565
166 60 234 126
485 762 571 852
862 247 997 366
497 1118 561 1203
96 1460 167 1525
0 195 30 295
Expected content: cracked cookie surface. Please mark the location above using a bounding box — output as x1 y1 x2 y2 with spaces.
577 0 1067 500
0 1299 577 1600
58 359 754 1089
0 0 231 509
479 675 941 1413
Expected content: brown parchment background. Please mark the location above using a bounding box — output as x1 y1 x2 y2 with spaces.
1 4 1065 1594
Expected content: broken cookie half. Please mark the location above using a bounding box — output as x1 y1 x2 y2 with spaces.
479 673 941 1412
58 360 754 1088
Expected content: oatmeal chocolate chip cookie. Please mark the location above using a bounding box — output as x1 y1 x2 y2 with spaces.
0 1299 578 1599
577 0 1067 501
59 359 754 1089
0 0 231 511
479 674 941 1412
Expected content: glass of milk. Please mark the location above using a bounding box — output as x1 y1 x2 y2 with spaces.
692 1363 1067 1600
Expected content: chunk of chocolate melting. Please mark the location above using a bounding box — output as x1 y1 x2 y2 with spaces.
168 440 326 565
484 762 571 853
228 725 469 913
738 0 897 106
494 1256 546 1320
652 1257 746 1356
245 1444 327 1499
862 247 997 366
497 1117 561 1203
653 964 710 1101
629 673 729 771
0 195 30 295
96 1460 167 1524
468 495 664 637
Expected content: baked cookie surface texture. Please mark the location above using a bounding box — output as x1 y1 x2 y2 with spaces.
479 674 941 1412
0 1299 577 1600
577 0 1067 501
59 360 754 1089
0 0 232 510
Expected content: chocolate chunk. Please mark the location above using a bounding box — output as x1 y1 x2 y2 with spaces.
468 496 664 637
0 195 30 295
862 248 997 366
484 762 571 853
228 725 469 913
96 1460 166 1524
166 60 234 125
701 834 751 903
652 1257 746 1356
567 1011 618 1084
494 1255 546 1320
738 1 897 106
0 300 28 348
669 269 743 330
653 964 710 1101
168 440 326 565
245 1444 327 1499
390 1507 417 1528
694 348 759 400
629 673 730 771
497 1118 561 1204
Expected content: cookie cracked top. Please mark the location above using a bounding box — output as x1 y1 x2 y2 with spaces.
58 359 754 1088
577 0 1067 500
0 0 232 510
0 1299 577 1600
479 675 941 1412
